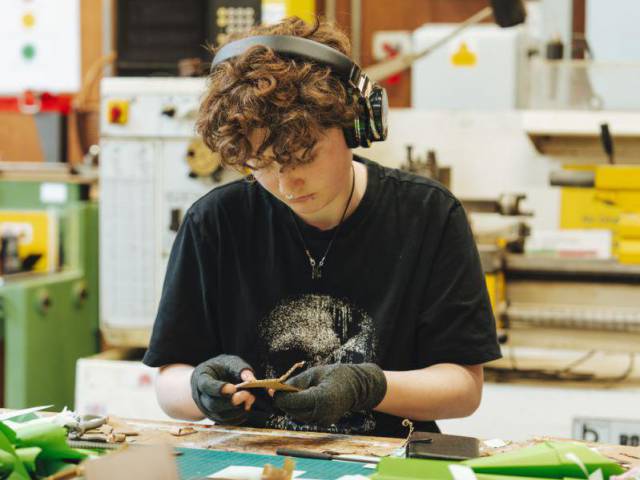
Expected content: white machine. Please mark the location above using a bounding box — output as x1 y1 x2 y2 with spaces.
99 77 239 346
411 24 528 110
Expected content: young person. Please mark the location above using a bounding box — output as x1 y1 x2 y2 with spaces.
142 17 501 438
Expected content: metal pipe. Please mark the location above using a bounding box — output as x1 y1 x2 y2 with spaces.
325 0 336 23
350 0 362 64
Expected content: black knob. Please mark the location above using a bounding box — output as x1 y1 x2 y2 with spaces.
170 209 182 232
162 106 176 117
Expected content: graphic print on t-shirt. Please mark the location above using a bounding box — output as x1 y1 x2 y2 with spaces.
258 293 378 434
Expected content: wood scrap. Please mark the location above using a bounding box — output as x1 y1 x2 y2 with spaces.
108 433 127 443
236 361 305 393
261 457 296 480
169 426 197 437
76 430 127 444
46 465 84 480
78 433 109 443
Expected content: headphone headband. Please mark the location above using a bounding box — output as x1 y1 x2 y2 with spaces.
209 34 387 149
211 35 355 82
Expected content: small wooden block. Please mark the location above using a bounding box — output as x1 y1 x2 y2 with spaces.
235 361 305 392
235 380 300 392
169 426 197 437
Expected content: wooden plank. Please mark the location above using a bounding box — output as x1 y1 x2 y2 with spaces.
67 0 104 164
0 113 44 162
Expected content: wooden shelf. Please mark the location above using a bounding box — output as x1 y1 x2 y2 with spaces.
522 110 640 163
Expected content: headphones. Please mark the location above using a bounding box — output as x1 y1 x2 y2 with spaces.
210 35 388 149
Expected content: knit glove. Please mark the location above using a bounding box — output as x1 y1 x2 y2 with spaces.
273 363 387 426
190 354 254 425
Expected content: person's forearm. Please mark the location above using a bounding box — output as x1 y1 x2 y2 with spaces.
156 364 205 421
374 363 483 421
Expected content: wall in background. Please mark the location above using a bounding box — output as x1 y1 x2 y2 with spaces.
587 0 640 61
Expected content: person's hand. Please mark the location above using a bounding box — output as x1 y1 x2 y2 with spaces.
273 363 387 426
190 354 257 425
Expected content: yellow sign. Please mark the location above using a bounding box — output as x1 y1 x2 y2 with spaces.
451 42 477 67
262 0 316 24
0 210 57 272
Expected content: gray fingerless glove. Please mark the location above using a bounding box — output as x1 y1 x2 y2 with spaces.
273 363 387 426
190 354 254 425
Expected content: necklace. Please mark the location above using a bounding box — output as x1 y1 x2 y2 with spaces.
290 163 356 280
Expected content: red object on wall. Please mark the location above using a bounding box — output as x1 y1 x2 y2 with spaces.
0 91 72 114
381 43 403 86
109 105 123 123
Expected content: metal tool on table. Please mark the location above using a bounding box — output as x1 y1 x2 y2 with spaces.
65 414 109 439
275 448 380 465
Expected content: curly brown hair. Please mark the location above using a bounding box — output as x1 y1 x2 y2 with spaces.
195 17 357 169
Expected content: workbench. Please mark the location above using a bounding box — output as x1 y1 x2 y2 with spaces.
104 416 640 478
110 416 403 457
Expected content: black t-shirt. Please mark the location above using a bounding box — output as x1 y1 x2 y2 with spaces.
143 156 502 437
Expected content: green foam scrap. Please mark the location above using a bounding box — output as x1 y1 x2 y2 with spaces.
0 426 30 480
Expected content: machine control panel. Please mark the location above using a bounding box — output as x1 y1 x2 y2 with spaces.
100 78 240 334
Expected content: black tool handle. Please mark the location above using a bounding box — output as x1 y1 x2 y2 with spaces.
600 122 615 164
276 448 333 461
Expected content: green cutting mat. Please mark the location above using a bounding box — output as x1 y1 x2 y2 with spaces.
176 447 373 479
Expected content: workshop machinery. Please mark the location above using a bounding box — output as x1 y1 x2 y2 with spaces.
497 112 640 355
430 111 640 357
465 195 530 318
99 77 239 346
0 164 99 409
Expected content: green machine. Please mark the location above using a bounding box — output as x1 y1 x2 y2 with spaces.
0 165 99 410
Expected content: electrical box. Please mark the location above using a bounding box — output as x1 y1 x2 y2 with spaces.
411 24 527 110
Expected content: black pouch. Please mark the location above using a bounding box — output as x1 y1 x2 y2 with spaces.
406 431 480 461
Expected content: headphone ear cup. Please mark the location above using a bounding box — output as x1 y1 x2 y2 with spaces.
343 93 370 148
343 126 358 149
358 107 372 148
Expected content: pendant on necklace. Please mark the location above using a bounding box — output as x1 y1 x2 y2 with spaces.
312 264 322 280
308 257 322 280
